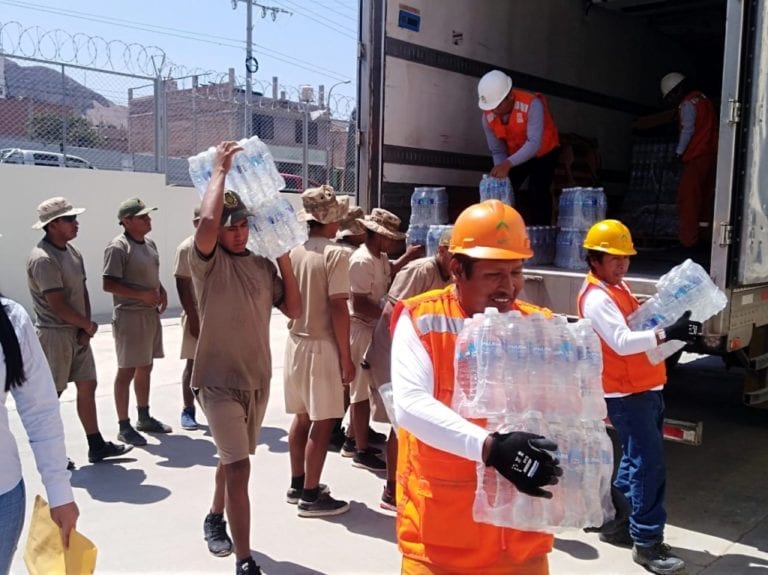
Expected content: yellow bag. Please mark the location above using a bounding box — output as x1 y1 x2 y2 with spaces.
23 495 97 575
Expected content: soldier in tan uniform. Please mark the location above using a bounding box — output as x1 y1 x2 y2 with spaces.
102 198 170 447
335 205 366 255
27 197 131 466
174 205 201 431
365 227 454 509
284 185 354 517
192 141 301 574
345 208 405 471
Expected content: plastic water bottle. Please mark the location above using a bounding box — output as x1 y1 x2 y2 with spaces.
410 187 434 225
187 152 210 193
555 230 587 270
583 421 605 527
551 316 581 419
502 311 529 413
512 411 550 529
526 313 553 413
563 426 587 527
406 224 430 248
426 225 452 257
433 187 449 224
453 314 481 416
476 308 507 416
570 319 606 420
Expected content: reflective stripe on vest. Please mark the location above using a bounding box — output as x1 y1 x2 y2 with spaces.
395 285 553 570
484 89 559 159
680 91 718 162
577 273 666 394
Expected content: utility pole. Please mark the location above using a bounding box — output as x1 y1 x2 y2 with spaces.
230 0 291 135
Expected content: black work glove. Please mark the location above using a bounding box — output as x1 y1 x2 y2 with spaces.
584 486 632 533
664 310 702 343
485 432 563 498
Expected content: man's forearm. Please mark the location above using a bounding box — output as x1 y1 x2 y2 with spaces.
330 301 353 362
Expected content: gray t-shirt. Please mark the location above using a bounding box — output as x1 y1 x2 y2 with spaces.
190 244 284 390
102 233 161 312
27 239 87 330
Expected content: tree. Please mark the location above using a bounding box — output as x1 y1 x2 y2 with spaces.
28 112 102 148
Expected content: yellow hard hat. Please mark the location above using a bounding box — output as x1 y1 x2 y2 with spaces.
450 200 532 260
583 219 637 256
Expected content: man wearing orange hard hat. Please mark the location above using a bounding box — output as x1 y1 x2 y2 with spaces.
578 219 700 575
389 199 563 574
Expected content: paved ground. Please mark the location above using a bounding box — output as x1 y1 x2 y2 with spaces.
8 310 768 574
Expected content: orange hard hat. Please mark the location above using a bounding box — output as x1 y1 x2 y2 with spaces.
449 199 533 260
583 219 637 256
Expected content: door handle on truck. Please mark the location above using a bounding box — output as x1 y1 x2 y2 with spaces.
523 274 544 282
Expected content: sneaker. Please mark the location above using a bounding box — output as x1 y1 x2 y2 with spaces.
297 492 350 518
88 441 133 463
136 417 172 434
203 512 233 557
66 458 76 471
352 448 386 471
340 437 356 457
117 426 147 447
286 483 330 505
327 426 346 452
368 426 387 444
180 407 199 430
380 486 396 511
235 557 262 574
633 542 686 575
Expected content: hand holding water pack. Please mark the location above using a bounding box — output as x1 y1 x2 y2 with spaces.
485 431 563 498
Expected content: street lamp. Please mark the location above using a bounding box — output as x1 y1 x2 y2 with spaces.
324 80 351 185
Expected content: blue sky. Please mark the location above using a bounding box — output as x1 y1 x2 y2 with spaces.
0 0 359 101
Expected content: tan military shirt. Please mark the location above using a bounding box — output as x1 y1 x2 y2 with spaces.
387 256 449 304
349 245 391 327
174 234 198 312
102 233 161 312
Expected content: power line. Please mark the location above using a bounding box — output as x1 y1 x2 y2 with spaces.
0 0 353 80
271 0 357 38
310 1 357 22
330 0 358 14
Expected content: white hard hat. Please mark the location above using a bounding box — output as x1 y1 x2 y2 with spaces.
478 70 513 111
660 72 686 98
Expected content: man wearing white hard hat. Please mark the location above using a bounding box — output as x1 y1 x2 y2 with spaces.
478 69 560 225
660 72 718 249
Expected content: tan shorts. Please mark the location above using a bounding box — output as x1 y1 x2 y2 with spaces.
349 322 373 404
37 328 97 393
112 309 164 369
197 386 269 465
179 312 197 360
283 333 345 421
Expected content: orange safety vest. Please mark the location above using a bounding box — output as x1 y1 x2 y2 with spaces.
679 91 718 163
392 285 554 572
577 273 666 394
484 89 560 159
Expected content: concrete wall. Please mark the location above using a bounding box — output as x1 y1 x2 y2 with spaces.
0 163 201 320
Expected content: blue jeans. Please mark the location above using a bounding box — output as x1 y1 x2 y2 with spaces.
606 391 667 547
0 479 26 575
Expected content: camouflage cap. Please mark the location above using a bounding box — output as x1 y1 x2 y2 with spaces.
193 204 201 220
337 205 366 238
117 197 157 220
32 197 85 229
221 190 252 226
359 208 406 240
297 185 349 224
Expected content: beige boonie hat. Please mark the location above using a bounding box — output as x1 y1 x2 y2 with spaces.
32 197 85 229
297 185 349 224
337 205 366 238
359 208 406 240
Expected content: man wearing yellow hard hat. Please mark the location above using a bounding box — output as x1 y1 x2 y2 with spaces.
390 200 563 574
578 219 700 575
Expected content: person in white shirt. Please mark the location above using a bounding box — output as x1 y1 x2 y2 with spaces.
0 296 78 572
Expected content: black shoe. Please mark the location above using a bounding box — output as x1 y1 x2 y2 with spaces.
297 492 350 518
203 512 233 557
328 427 346 452
235 557 262 574
66 458 76 471
368 426 387 444
88 441 133 463
117 426 147 446
352 448 386 471
380 485 396 511
633 542 686 575
286 483 329 505
340 437 356 457
599 528 634 548
136 417 172 433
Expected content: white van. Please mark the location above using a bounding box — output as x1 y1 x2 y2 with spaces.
0 148 94 169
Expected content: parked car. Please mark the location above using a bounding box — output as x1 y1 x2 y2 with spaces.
280 173 321 192
0 148 94 169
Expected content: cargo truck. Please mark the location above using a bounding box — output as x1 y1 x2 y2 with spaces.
356 0 768 416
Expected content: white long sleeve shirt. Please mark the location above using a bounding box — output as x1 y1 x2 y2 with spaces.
482 96 545 167
580 281 662 398
391 310 488 462
676 99 697 157
0 298 73 507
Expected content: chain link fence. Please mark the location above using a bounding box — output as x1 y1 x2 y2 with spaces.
0 23 357 196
